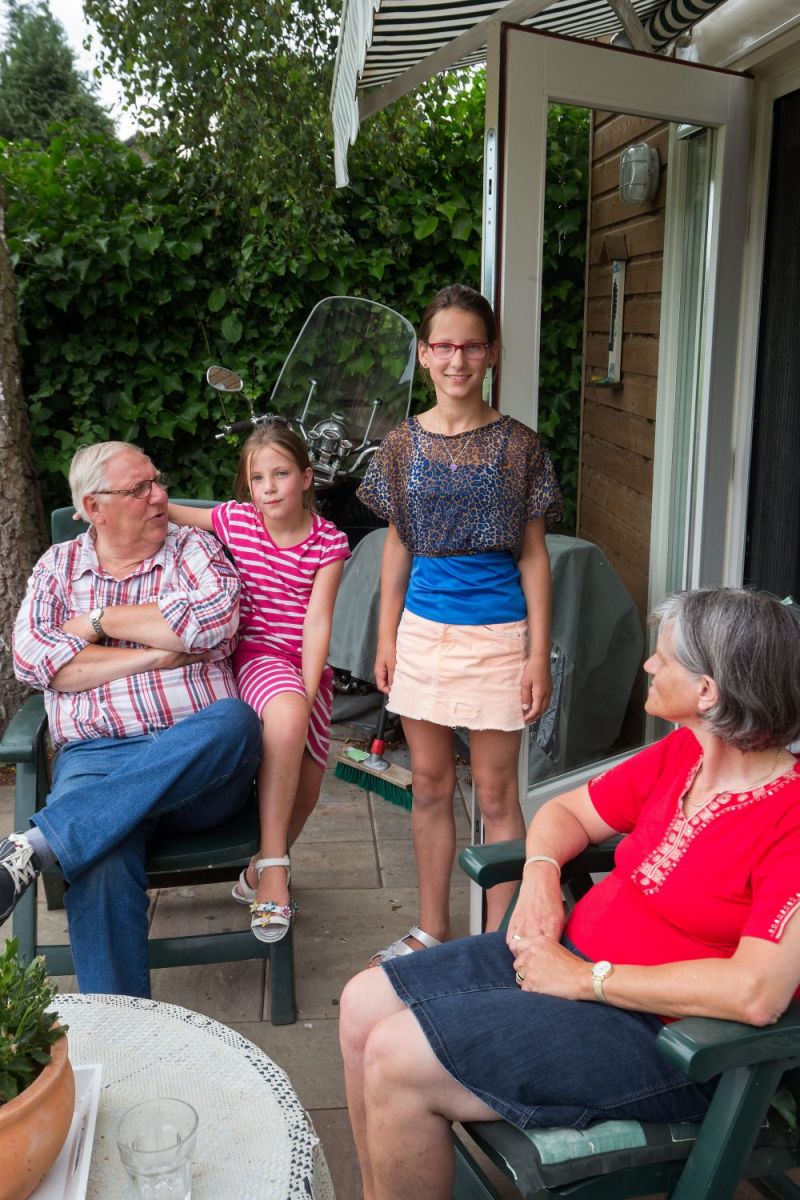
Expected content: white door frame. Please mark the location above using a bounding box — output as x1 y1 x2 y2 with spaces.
470 26 752 928
484 25 752 598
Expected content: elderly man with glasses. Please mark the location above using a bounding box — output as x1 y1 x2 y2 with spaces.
1 440 262 996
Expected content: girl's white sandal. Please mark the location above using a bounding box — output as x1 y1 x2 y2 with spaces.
231 866 257 906
248 856 296 944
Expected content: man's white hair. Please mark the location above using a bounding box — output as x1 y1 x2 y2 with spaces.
69 441 143 521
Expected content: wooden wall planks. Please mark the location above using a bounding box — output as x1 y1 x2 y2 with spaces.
576 109 667 626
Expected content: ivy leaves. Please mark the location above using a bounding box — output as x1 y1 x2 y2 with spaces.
3 132 221 489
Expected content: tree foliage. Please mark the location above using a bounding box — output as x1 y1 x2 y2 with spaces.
1 77 492 506
0 1 113 143
84 0 342 213
2 25 587 524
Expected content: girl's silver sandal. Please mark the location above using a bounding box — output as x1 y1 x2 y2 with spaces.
370 925 441 965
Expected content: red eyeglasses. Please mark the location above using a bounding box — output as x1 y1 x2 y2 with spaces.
426 341 491 361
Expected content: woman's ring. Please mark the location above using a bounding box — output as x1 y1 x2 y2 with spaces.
512 933 522 942
515 970 525 984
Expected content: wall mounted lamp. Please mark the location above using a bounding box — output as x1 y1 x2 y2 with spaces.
619 143 661 206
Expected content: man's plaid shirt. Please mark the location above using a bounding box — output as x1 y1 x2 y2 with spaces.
14 524 241 746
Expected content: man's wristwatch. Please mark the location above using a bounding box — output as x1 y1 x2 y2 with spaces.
591 960 614 1003
88 607 106 639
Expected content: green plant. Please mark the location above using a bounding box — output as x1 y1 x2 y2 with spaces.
0 937 65 1104
2 74 588 523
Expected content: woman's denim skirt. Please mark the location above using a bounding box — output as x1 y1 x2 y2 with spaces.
383 931 717 1130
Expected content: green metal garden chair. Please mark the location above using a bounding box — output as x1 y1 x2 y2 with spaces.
452 839 800 1200
0 504 296 1024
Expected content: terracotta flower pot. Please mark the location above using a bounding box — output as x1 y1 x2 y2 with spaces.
0 1032 75 1200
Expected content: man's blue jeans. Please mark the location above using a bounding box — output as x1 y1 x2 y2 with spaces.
32 699 262 998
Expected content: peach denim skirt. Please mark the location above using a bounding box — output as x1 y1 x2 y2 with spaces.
388 610 528 731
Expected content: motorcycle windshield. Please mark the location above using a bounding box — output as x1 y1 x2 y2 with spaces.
270 297 417 443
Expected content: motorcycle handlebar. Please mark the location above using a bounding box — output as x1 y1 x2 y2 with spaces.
215 413 287 439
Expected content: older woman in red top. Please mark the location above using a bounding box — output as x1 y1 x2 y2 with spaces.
340 587 800 1200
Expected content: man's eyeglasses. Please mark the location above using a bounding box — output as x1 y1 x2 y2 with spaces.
426 341 491 361
93 473 169 500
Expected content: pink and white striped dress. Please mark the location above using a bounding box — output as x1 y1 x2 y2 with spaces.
211 502 350 767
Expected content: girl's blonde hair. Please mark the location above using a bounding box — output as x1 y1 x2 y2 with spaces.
233 422 317 513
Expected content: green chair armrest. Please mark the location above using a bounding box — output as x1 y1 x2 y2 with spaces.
458 839 526 887
657 1001 800 1082
460 843 800 1087
0 694 47 764
458 836 622 889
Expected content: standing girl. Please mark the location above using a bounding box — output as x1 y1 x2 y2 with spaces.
169 424 349 942
357 284 561 962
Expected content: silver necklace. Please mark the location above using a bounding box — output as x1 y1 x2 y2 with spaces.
435 423 481 471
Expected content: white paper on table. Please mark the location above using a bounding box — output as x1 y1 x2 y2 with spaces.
29 1064 103 1200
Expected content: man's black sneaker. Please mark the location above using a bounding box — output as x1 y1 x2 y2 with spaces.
0 834 40 926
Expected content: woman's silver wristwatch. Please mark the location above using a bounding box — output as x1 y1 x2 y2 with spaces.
591 960 614 1003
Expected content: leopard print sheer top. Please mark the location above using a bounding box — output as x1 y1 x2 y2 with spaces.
357 414 562 559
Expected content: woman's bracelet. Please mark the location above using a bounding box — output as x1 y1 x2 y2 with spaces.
523 854 561 877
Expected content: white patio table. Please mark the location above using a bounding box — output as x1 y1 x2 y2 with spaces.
56 993 335 1200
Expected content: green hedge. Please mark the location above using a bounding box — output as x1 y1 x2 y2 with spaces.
2 78 587 522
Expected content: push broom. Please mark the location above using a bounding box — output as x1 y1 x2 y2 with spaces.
334 696 413 810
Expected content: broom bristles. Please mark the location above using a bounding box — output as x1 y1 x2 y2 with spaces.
334 758 413 811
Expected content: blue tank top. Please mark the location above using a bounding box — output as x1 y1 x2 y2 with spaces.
404 552 527 626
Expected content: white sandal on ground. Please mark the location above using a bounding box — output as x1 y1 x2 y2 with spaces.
370 926 441 965
248 857 296 944
231 864 257 906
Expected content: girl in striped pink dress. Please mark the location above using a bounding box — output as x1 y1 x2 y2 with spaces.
169 425 349 942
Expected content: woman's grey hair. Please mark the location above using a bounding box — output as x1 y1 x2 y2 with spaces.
651 587 800 751
69 441 142 520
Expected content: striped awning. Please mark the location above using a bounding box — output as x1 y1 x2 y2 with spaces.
332 0 729 184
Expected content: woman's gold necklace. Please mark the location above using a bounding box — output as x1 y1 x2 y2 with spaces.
685 746 786 811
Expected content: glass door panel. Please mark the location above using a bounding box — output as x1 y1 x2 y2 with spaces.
481 25 751 816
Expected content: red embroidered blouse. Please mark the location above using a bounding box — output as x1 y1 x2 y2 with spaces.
566 728 800 991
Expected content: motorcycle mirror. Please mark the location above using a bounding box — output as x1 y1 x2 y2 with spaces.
206 365 244 393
